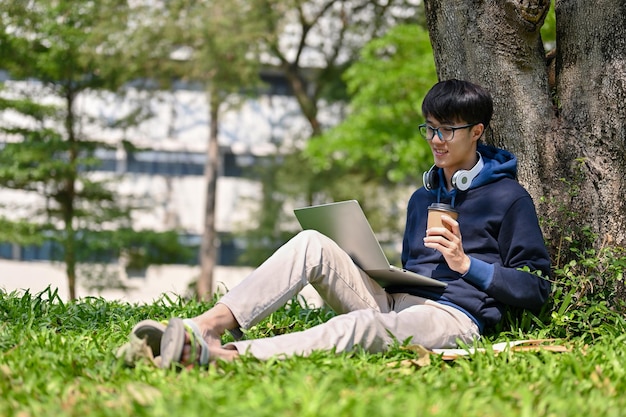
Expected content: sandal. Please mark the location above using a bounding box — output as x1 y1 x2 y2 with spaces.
116 319 167 367
160 318 210 369
131 319 167 357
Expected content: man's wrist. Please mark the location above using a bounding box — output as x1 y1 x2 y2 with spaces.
459 255 471 276
461 256 494 290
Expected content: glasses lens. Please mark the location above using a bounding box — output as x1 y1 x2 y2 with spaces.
439 127 454 141
419 125 432 140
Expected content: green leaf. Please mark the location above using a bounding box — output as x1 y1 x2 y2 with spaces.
306 24 437 183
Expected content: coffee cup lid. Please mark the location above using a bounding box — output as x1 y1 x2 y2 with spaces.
428 203 458 213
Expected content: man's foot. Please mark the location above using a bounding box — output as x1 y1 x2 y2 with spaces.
160 304 242 368
131 319 167 357
160 318 211 368
116 319 167 367
160 317 241 368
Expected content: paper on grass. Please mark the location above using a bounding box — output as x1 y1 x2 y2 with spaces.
431 339 569 360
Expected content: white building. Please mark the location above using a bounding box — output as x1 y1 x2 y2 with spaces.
0 72 326 306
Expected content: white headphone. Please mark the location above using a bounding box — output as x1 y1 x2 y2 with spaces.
423 152 484 192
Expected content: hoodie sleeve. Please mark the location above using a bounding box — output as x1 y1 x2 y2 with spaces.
465 195 551 311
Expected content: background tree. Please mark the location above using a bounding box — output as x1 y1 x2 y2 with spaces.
131 0 264 299
239 0 424 265
251 0 421 136
422 0 626 260
302 23 437 253
305 6 555 190
192 2 263 299
0 0 189 300
306 24 437 184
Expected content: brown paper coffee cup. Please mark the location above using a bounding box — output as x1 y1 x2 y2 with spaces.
427 203 459 232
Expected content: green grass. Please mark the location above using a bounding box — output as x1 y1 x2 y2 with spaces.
1 287 626 417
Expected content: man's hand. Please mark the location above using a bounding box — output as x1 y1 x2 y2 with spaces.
423 214 471 275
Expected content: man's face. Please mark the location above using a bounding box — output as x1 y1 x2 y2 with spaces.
424 116 482 174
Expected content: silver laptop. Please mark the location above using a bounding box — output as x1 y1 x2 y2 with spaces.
294 200 446 288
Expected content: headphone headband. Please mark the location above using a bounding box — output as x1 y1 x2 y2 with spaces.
452 152 483 191
423 152 484 192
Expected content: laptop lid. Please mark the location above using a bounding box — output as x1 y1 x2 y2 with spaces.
293 200 445 287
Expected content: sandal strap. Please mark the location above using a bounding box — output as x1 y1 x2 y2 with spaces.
183 319 210 366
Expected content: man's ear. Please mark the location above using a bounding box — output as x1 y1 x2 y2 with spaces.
471 123 485 141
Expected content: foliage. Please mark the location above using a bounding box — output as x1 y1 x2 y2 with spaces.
237 22 438 267
0 0 190 299
491 229 626 344
0 217 46 245
132 0 263 92
516 160 626 340
1 286 626 417
233 2 427 268
247 0 422 136
235 150 412 267
540 0 556 49
306 24 437 183
546 236 626 340
0 0 132 88
127 0 268 298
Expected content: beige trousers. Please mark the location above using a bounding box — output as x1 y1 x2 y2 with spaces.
220 230 479 360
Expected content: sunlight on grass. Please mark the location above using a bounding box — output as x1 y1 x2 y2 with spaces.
1 287 626 416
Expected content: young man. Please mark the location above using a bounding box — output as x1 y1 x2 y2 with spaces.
129 79 551 367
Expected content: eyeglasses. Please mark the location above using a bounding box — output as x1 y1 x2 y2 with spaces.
418 123 477 142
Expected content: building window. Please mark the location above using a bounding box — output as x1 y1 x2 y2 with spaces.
0 242 13 259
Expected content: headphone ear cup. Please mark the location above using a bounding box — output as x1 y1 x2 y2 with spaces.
423 166 438 191
452 170 471 191
451 152 484 191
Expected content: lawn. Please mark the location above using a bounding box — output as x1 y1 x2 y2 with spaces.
1 287 625 417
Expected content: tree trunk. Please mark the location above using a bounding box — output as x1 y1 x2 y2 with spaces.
64 90 78 301
548 1 626 248
197 88 221 300
423 0 626 255
281 62 322 137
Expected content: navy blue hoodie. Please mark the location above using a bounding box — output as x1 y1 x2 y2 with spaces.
391 144 551 331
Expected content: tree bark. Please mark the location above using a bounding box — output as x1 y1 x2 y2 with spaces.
548 1 626 248
197 88 221 300
424 0 626 253
64 89 78 301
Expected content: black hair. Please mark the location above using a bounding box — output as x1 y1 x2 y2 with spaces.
421 79 493 127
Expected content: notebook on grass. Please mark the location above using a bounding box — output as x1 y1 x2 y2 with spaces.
294 200 446 288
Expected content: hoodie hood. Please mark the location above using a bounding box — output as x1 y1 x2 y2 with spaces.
472 143 517 187
428 144 518 205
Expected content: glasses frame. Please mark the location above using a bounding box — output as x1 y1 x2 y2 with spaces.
418 123 477 142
